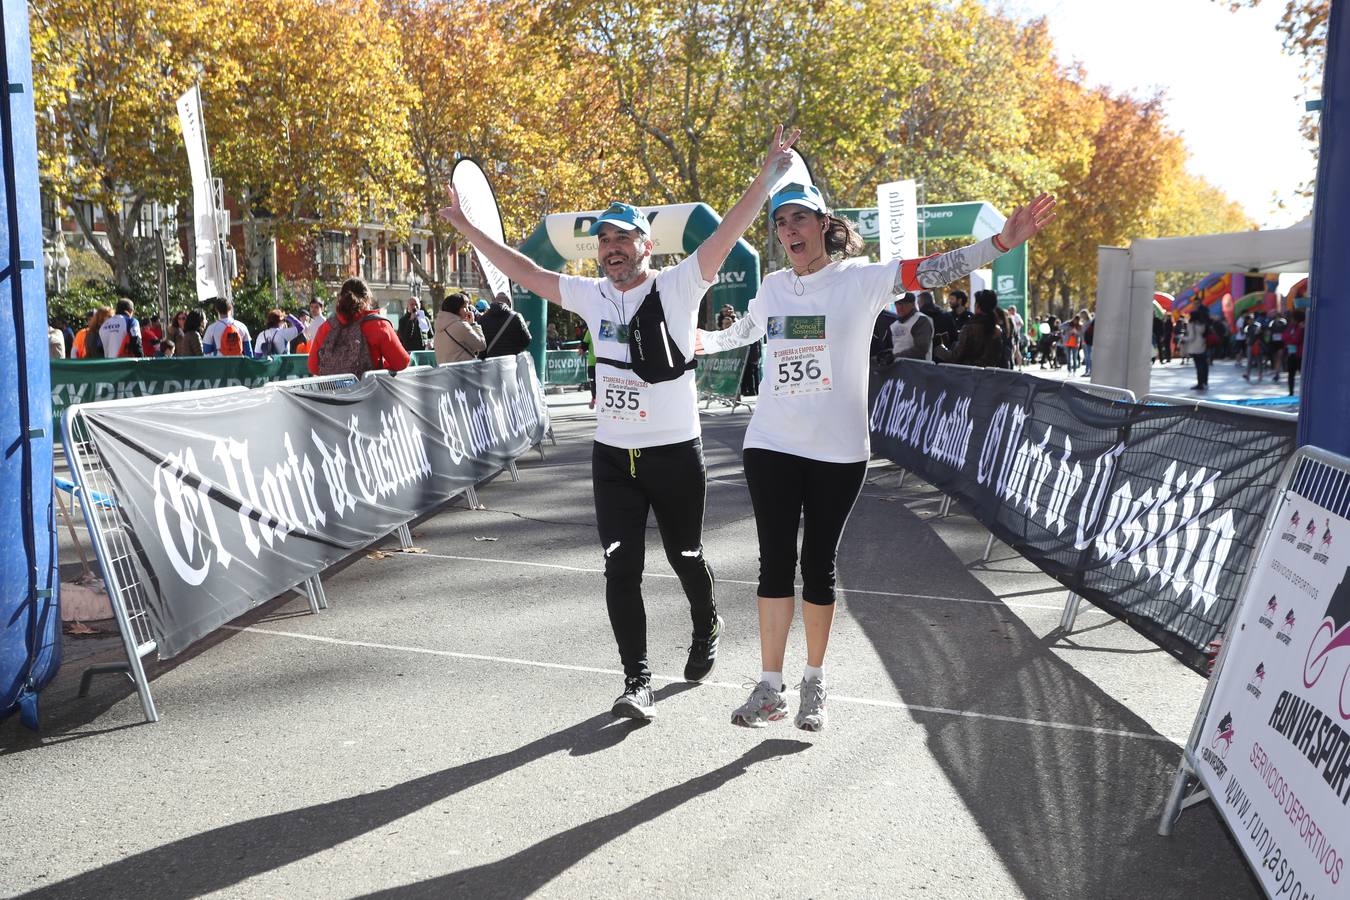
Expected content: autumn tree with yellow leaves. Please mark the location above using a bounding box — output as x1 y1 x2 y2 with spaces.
33 0 1268 313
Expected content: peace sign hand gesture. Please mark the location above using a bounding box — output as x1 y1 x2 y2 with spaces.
759 124 802 185
998 193 1058 250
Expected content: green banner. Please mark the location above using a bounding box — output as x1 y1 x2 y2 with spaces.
545 350 588 385
696 347 749 400
50 351 440 427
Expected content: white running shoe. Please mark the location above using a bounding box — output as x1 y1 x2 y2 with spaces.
731 680 787 728
795 677 828 732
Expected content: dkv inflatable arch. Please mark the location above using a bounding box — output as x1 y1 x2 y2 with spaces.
514 203 760 378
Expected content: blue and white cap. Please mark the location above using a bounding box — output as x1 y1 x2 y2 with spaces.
769 183 828 216
589 202 652 236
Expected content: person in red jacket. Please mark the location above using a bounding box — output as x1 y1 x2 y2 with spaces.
307 278 411 376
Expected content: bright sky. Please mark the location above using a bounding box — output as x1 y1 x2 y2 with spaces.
1004 0 1318 229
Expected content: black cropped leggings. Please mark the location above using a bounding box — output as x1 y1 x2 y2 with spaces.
593 438 717 680
743 447 868 605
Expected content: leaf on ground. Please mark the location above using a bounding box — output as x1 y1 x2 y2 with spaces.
367 550 393 560
473 536 499 542
399 546 428 554
64 621 97 635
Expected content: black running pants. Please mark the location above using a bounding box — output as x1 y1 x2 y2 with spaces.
592 438 716 680
743 447 868 606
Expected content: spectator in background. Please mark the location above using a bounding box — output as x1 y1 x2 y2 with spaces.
1036 316 1057 368
254 308 305 356
1082 310 1095 376
142 315 164 357
1267 311 1288 377
475 299 489 319
889 291 933 361
479 291 532 358
1159 314 1174 365
177 310 205 357
82 307 112 359
397 296 429 352
1183 308 1211 391
304 299 325 345
581 326 597 410
291 311 312 353
919 290 957 353
741 330 762 397
1006 305 1025 369
71 308 97 360
434 292 486 364
1243 313 1265 382
1284 309 1306 396
947 289 972 333
938 289 1006 368
47 320 65 359
163 310 189 358
203 298 253 357
99 298 142 358
546 323 562 350
1063 315 1082 375
308 277 410 376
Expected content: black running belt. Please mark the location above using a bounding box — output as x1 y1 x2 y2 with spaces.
596 356 696 372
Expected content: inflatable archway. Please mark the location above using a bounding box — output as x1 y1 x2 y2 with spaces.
516 203 761 378
2 0 61 729
837 201 1029 324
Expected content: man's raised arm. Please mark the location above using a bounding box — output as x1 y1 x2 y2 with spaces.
439 186 562 304
695 125 801 284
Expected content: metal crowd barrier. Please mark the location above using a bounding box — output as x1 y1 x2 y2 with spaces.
59 359 548 722
62 387 251 723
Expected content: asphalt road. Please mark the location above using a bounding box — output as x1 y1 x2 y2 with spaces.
1 394 1261 899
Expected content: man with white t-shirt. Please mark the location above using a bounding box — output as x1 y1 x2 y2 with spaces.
98 298 143 358
439 127 801 720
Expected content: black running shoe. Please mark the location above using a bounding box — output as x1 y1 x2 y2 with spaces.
684 614 724 683
611 677 656 720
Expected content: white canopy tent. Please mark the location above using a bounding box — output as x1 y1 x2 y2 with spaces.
1091 220 1313 398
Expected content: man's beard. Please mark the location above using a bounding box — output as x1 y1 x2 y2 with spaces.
605 256 646 287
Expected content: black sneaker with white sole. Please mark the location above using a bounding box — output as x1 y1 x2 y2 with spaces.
611 677 656 720
684 614 724 683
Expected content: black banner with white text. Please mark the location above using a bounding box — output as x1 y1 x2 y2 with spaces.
869 360 1297 674
77 354 548 658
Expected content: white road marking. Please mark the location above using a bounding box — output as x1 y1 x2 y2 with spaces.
225 624 1177 744
393 550 1099 614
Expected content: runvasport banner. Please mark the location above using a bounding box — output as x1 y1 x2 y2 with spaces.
868 360 1297 674
77 354 548 658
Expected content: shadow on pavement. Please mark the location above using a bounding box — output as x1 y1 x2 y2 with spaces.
837 502 1262 900
357 738 810 899
15 687 695 900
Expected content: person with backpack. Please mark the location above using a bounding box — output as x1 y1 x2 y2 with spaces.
478 292 532 358
433 292 486 364
203 298 254 358
438 125 804 721
306 277 410 377
97 298 143 358
253 308 306 356
696 182 1054 732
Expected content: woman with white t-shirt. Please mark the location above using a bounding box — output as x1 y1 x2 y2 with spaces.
700 182 1055 731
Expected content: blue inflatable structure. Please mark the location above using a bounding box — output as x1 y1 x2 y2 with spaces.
1 0 62 729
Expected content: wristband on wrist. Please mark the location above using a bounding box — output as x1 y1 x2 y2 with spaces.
992 233 1010 253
